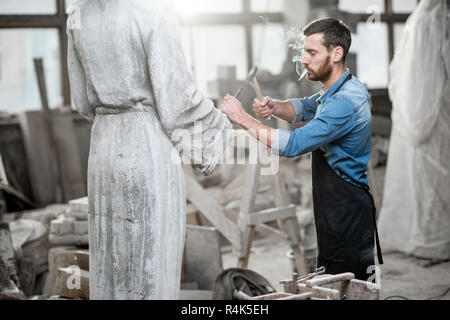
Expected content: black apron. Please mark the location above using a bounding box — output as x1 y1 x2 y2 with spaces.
311 74 383 281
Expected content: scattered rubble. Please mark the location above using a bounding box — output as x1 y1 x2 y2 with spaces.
48 197 88 247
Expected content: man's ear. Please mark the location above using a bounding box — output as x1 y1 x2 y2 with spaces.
332 46 344 63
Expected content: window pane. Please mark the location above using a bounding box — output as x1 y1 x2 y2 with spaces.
252 24 286 75
251 0 284 12
174 0 242 17
180 25 247 96
339 0 385 13
349 23 389 88
0 0 57 14
392 0 418 13
394 23 405 51
0 29 62 113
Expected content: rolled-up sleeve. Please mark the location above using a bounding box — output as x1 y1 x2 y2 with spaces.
271 129 292 155
288 92 320 123
282 97 355 157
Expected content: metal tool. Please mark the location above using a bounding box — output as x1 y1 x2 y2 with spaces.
247 66 271 120
292 272 298 294
234 86 243 98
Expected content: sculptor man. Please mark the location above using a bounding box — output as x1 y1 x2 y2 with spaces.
222 18 383 281
67 0 231 299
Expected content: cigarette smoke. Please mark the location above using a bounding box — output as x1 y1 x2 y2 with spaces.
259 16 306 81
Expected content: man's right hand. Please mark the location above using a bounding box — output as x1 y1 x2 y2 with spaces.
253 96 275 119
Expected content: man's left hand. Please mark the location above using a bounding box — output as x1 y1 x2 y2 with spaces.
221 94 247 124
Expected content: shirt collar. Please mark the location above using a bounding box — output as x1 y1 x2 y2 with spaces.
317 68 351 104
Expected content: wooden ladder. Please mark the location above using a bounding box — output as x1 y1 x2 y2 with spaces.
184 130 309 275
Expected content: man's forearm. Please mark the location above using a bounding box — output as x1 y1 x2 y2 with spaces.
238 113 277 148
272 100 296 123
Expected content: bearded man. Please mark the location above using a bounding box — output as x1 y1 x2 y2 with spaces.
221 18 383 281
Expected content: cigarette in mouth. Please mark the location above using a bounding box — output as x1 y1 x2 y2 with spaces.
299 69 308 81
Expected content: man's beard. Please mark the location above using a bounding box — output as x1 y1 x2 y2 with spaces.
307 56 333 82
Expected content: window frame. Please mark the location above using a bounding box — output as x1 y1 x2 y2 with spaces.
0 0 418 108
179 0 284 75
0 0 69 105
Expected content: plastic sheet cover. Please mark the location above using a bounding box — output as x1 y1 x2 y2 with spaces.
378 0 450 260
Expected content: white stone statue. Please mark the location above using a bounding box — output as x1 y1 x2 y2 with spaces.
67 0 231 299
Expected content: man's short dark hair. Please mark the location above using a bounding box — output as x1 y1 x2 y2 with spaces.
303 17 352 63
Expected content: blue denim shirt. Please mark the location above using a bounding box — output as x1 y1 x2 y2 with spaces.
273 69 372 187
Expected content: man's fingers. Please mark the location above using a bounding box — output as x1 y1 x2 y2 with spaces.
254 97 272 109
253 100 268 109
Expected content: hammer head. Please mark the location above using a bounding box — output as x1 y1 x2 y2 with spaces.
247 66 259 82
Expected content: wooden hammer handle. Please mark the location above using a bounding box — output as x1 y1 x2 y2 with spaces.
252 78 271 120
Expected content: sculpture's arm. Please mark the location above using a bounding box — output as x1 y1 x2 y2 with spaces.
67 26 94 122
145 6 232 175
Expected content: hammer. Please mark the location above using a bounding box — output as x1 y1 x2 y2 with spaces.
247 66 271 120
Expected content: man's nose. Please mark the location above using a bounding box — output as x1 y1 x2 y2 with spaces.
301 57 309 66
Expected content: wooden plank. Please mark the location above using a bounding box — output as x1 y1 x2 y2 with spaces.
74 251 89 271
253 292 293 300
0 155 8 184
248 205 296 225
254 223 288 241
237 163 260 261
271 173 309 275
282 276 379 300
223 208 288 241
239 163 260 224
278 292 313 300
52 111 86 201
57 0 70 105
295 283 341 300
0 15 66 28
346 279 379 300
18 111 57 205
55 267 89 300
306 273 355 288
185 173 239 249
186 203 200 225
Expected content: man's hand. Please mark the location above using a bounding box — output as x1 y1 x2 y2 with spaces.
253 96 274 119
221 94 247 124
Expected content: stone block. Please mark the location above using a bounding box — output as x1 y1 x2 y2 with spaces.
48 234 89 247
68 197 88 213
50 217 75 235
66 210 87 221
184 225 223 290
73 221 88 235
